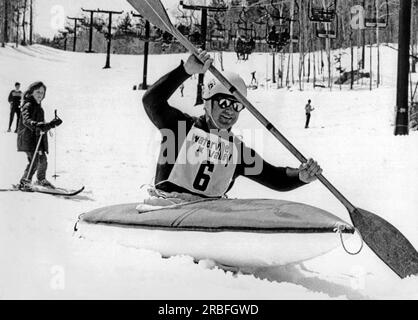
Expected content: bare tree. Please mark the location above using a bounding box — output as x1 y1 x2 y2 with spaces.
21 0 27 45
1 0 10 47
29 0 33 44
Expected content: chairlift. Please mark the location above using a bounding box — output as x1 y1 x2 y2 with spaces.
316 30 336 39
308 0 337 23
267 25 291 52
364 0 389 28
252 22 267 45
267 1 288 51
269 0 299 23
188 10 202 45
233 7 256 60
175 3 192 36
252 5 270 45
234 7 255 40
234 32 256 61
208 12 229 51
315 18 338 39
266 0 300 51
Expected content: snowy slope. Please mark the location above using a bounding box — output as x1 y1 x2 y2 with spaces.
0 44 417 299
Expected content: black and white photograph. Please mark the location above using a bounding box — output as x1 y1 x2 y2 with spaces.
0 0 417 303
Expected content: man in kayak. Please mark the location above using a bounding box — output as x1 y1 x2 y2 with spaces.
141 50 322 205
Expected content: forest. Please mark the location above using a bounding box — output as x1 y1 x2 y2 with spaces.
1 0 417 59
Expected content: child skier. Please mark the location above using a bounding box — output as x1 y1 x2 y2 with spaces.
17 81 63 190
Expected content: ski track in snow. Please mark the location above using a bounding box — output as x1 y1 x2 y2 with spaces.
0 44 417 299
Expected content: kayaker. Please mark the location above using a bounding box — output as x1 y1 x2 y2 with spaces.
141 50 322 204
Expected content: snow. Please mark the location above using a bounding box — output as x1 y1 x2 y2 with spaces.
0 43 417 299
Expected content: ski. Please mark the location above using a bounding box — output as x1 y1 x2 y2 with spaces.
0 185 85 197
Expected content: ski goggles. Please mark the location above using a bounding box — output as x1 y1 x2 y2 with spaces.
212 94 245 113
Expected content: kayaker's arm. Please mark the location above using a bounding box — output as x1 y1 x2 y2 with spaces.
142 61 191 129
246 161 307 192
237 146 307 191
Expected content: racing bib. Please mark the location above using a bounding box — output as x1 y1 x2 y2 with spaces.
164 126 238 197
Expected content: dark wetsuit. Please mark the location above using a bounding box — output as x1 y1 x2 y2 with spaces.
142 62 306 197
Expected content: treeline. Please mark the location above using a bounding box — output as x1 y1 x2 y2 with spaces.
8 0 418 59
0 0 35 47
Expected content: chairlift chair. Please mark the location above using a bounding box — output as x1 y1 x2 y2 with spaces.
364 0 389 28
184 9 202 45
253 5 270 46
267 0 300 50
267 25 291 52
209 27 230 51
316 28 337 39
175 4 192 36
308 0 337 23
315 15 338 39
208 11 230 51
233 7 256 60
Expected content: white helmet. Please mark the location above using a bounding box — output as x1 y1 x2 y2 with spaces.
202 71 247 100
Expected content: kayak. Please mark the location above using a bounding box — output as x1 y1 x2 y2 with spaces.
75 198 354 268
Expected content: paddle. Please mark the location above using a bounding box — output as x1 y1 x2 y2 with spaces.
127 0 418 278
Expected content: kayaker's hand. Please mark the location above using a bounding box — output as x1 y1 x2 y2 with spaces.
184 49 213 75
299 158 322 183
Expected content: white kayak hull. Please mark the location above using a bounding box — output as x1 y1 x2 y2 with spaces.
77 222 352 267
75 199 354 268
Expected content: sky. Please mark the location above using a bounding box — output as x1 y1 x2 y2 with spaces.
33 0 183 39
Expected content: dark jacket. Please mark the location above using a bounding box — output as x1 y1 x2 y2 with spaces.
142 62 306 197
8 90 22 108
17 96 48 153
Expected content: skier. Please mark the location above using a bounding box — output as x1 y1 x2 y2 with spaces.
141 50 322 205
305 99 315 129
17 81 63 190
179 83 185 97
249 71 258 89
7 82 23 133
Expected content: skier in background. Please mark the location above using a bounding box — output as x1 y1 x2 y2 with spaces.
305 99 315 129
7 82 22 133
140 50 322 207
249 71 258 89
179 83 185 97
17 81 63 190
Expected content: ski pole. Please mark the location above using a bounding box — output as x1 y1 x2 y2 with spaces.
26 131 45 180
53 109 59 180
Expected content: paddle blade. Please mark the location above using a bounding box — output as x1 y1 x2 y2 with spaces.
127 0 173 33
127 0 198 54
350 208 418 278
